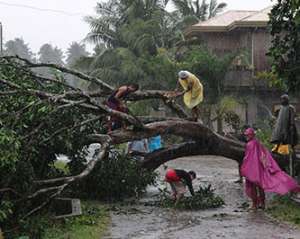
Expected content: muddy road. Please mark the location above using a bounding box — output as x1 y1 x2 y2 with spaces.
104 156 300 239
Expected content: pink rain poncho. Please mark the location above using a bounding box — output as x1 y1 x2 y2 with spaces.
241 137 300 198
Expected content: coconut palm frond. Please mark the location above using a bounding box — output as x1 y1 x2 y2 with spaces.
198 0 208 21
172 0 226 22
90 49 120 70
71 56 95 72
84 17 117 46
90 67 122 85
208 0 227 18
172 0 193 16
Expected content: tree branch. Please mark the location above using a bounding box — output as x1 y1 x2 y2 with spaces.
22 184 67 219
2 56 190 119
127 90 189 118
2 55 113 92
40 116 103 145
35 141 110 185
0 77 144 129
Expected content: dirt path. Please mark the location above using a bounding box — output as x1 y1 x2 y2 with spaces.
104 156 300 239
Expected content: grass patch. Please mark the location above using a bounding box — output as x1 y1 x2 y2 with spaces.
267 196 300 227
43 201 110 239
5 201 110 239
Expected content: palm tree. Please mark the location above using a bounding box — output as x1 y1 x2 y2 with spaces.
172 0 227 21
85 0 169 48
84 0 121 47
83 0 180 89
208 0 227 18
66 42 89 67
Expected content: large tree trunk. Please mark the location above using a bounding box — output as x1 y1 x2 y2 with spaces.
91 120 245 168
90 120 298 171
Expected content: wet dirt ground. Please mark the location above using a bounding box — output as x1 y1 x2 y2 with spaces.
104 156 300 239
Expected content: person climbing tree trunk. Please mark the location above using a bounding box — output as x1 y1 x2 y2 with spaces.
105 84 139 131
165 70 203 121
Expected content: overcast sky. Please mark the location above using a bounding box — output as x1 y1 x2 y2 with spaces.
0 0 273 54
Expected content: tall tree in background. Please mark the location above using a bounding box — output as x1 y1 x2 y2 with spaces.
172 0 227 23
269 0 300 93
38 43 64 65
84 0 179 89
65 42 90 89
85 0 173 50
66 42 89 67
4 38 34 61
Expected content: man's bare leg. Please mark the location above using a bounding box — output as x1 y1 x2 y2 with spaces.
175 193 184 206
235 163 243 183
170 183 177 200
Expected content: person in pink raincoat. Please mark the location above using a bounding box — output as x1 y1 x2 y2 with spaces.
241 128 300 210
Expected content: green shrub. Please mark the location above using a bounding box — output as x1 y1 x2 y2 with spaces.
0 127 20 185
151 185 224 210
70 151 157 200
255 122 273 149
0 201 13 224
267 196 300 227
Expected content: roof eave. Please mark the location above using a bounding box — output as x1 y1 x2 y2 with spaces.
185 26 229 36
185 21 268 36
229 21 269 30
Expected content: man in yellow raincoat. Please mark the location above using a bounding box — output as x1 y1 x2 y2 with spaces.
166 71 203 121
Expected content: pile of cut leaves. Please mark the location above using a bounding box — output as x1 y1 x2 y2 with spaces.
151 185 225 210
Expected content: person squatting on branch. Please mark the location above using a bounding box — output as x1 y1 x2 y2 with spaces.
165 71 203 121
241 128 300 211
165 168 196 204
105 84 139 131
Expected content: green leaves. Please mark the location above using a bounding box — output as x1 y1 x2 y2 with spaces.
70 152 157 200
269 0 300 92
157 184 224 210
0 201 14 223
172 0 227 21
0 128 20 173
255 70 287 91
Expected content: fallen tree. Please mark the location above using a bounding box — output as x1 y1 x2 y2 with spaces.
0 56 297 219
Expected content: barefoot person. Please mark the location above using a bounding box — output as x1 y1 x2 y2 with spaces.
106 84 139 131
165 71 203 121
241 128 300 210
165 168 196 203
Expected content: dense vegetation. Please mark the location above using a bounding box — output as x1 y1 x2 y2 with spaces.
269 0 300 92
